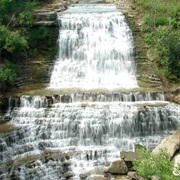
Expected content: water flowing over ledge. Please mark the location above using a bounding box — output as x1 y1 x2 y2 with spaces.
48 4 138 89
1 94 180 179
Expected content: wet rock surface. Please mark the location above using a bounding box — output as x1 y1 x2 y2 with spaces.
0 149 74 180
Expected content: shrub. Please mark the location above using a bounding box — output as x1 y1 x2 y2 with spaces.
28 26 58 52
0 60 18 83
133 148 179 180
0 25 28 61
19 1 37 27
156 28 180 81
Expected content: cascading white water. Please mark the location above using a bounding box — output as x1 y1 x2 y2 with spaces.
48 5 138 89
0 4 180 180
0 95 180 179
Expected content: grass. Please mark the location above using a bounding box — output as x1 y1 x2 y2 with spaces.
132 0 180 84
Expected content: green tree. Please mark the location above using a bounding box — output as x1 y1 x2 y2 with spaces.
0 60 18 83
0 25 28 62
0 60 18 92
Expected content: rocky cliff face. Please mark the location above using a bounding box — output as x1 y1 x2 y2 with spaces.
32 0 79 26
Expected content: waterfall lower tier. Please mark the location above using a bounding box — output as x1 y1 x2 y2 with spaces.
0 95 180 179
48 5 138 89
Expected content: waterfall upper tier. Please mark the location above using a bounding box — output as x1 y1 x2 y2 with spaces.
48 4 138 89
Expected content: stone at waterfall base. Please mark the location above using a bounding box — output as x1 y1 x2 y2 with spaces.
113 173 145 180
153 130 180 159
106 159 128 174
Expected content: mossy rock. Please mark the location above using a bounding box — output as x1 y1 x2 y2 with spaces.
135 144 146 152
120 144 146 161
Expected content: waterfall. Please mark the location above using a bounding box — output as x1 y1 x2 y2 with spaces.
0 95 180 179
48 5 138 89
0 4 179 180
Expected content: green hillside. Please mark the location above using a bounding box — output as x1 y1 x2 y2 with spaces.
133 0 180 83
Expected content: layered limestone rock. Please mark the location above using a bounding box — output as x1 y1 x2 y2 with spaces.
33 0 78 26
153 130 180 159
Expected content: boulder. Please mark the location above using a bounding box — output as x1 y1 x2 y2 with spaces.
127 171 136 179
153 130 180 159
88 175 105 180
79 172 88 179
120 144 145 169
106 159 128 175
120 151 143 162
113 175 128 179
121 144 145 161
127 171 145 180
63 171 74 178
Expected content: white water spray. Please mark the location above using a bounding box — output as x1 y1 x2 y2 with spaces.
48 5 138 89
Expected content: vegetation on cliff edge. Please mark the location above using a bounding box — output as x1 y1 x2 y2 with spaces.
133 0 180 84
0 0 56 92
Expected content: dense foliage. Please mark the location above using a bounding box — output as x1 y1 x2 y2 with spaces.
133 148 179 180
133 0 180 83
0 0 56 92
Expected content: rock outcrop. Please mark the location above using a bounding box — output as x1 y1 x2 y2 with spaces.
153 130 180 159
33 0 78 26
33 9 58 26
106 159 128 174
120 144 145 170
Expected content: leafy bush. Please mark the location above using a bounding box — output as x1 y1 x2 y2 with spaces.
19 10 33 27
0 60 18 83
0 0 58 92
0 25 28 61
156 28 180 81
28 26 58 52
4 30 28 53
133 148 179 180
19 1 37 26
